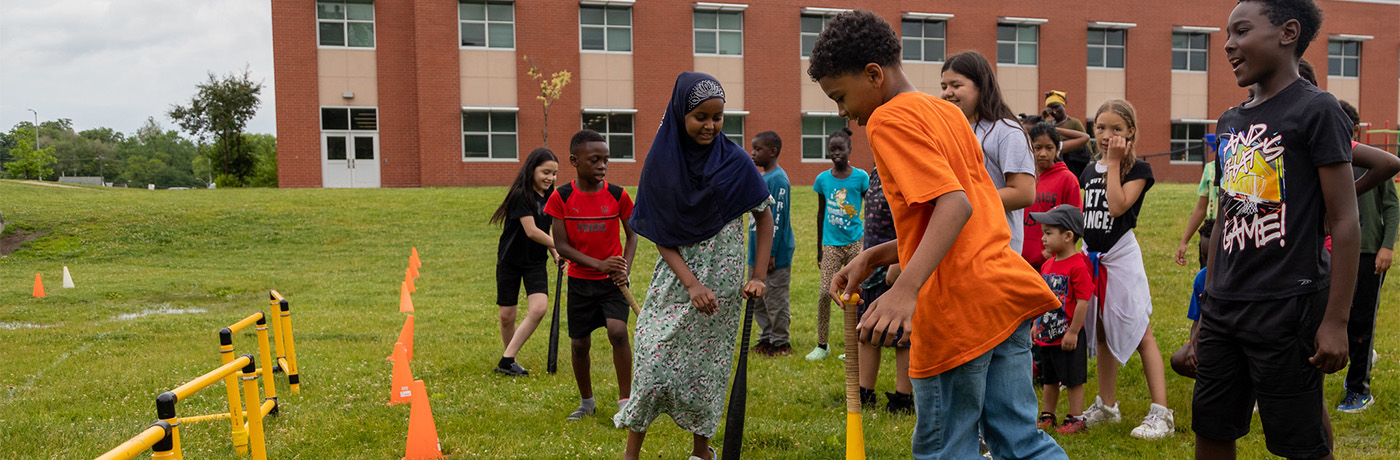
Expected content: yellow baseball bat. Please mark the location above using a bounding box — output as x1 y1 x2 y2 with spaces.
843 293 865 460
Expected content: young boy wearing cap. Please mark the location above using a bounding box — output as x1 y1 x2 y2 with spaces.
1030 204 1096 434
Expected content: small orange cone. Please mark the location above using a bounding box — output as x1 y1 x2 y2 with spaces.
33 274 45 298
410 247 422 269
386 315 415 362
405 267 416 294
409 263 420 280
403 380 444 459
388 342 413 405
400 281 414 313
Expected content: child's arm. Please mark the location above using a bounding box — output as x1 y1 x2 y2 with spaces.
1061 299 1090 351
658 245 717 315
832 240 900 303
616 218 639 285
551 219 621 275
1378 179 1398 274
1102 136 1148 217
1352 143 1400 195
746 208 774 299
859 191 973 347
548 226 564 267
1057 127 1090 153
521 216 556 249
1314 162 1360 373
816 193 826 267
999 173 1035 212
1176 196 1209 266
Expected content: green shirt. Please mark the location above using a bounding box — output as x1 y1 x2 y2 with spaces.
1197 162 1217 220
1357 169 1400 254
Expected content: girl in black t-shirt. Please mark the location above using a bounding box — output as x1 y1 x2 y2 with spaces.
1077 99 1174 439
488 148 564 376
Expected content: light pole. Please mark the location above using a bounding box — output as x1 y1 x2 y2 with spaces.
26 109 40 179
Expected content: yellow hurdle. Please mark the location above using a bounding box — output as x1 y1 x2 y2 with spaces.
270 290 301 393
94 421 172 460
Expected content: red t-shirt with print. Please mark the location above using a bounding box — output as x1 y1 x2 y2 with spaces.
544 181 633 280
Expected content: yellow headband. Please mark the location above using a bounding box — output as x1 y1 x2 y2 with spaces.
1045 91 1067 107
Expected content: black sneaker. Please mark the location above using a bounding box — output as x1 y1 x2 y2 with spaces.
859 387 878 408
772 343 794 356
753 340 774 356
494 362 529 376
885 391 914 415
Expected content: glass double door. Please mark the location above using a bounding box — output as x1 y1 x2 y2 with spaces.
321 133 379 188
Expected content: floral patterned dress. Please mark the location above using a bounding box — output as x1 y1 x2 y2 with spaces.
614 199 772 437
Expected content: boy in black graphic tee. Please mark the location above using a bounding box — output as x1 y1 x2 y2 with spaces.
1194 1 1359 459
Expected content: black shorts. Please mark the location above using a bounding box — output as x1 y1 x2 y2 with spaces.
857 281 910 349
567 277 629 339
1192 289 1330 459
496 262 548 307
1038 329 1088 387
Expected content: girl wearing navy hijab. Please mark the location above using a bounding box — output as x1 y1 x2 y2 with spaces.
615 72 774 460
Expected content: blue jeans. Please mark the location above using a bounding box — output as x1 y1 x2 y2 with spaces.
911 320 1067 460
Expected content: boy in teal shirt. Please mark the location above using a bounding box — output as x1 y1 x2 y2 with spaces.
749 131 797 356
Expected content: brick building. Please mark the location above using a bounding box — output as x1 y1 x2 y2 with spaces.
273 0 1400 188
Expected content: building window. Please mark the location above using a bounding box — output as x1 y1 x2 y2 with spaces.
801 115 848 160
317 1 375 48
724 114 745 145
1088 28 1126 69
1328 40 1361 77
463 111 517 160
321 107 378 131
694 10 742 56
460 0 514 49
902 19 947 63
582 112 634 159
800 13 837 58
1172 32 1207 71
996 24 1037 65
581 5 631 52
1170 123 1209 163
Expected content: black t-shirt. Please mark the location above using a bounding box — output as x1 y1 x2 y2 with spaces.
1208 79 1353 301
497 190 552 267
1079 159 1154 251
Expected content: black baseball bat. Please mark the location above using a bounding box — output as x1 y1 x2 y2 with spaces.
546 265 564 374
722 297 757 459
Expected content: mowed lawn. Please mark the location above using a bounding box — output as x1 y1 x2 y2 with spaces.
1 178 1397 460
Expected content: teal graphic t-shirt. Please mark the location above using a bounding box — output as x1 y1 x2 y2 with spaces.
813 168 870 246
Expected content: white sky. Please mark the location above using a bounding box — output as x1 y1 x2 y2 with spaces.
0 0 277 136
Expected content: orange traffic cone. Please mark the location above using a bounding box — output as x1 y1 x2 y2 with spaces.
409 263 420 280
403 380 444 459
33 274 45 298
386 315 415 362
400 281 414 313
389 342 413 405
405 267 416 294
410 247 422 269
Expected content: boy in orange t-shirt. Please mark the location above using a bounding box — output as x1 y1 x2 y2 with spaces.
813 11 1066 459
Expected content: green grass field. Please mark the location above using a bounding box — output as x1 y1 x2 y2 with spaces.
1 178 1397 459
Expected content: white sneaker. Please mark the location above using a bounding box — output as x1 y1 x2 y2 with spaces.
1082 396 1121 427
1130 403 1175 440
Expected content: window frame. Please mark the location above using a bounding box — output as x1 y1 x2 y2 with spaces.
581 109 637 161
800 114 850 162
316 0 376 49
462 107 519 162
1087 27 1127 69
723 111 747 146
579 4 632 53
1172 32 1208 72
1169 121 1213 164
693 9 744 56
901 18 948 64
1327 39 1362 78
320 106 380 132
459 0 516 50
996 24 1039 66
799 13 838 58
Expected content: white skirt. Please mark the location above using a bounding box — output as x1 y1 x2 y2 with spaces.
1084 229 1153 365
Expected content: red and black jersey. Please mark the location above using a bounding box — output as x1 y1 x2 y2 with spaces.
544 181 633 280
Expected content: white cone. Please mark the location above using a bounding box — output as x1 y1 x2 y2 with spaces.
61 266 75 288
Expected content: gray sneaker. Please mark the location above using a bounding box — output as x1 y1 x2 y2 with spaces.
1082 396 1122 427
1130 403 1175 439
565 405 595 421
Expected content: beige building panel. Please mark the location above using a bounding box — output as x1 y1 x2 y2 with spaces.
461 49 518 107
318 76 378 106
1085 69 1126 120
903 62 943 94
1328 77 1360 110
579 54 635 109
695 56 744 110
317 50 376 78
801 60 837 113
487 76 517 107
344 50 376 77
461 49 515 79
997 65 1040 118
606 80 634 108
1171 72 1210 120
580 79 608 108
605 54 633 81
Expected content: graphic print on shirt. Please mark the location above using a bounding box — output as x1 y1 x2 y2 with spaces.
1032 273 1071 344
1082 176 1114 233
1217 124 1287 253
827 188 858 227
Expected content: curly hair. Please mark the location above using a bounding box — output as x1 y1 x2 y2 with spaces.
807 10 901 82
1239 0 1324 57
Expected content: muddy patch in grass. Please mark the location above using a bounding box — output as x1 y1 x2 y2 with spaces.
0 226 49 256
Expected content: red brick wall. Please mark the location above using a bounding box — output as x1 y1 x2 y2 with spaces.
274 0 1400 187
272 0 321 188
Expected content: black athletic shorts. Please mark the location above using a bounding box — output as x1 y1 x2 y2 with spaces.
567 277 629 339
495 262 548 307
856 280 909 349
1039 329 1088 387
1192 289 1330 459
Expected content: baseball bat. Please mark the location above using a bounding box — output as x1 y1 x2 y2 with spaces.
546 265 564 374
721 296 758 459
844 293 865 460
619 283 643 315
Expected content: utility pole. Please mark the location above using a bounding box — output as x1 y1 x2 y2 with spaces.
26 109 40 179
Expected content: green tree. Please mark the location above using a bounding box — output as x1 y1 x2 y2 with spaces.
242 133 278 187
168 67 263 187
115 118 201 188
5 129 56 180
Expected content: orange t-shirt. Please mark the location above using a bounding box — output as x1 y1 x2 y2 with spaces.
866 91 1060 378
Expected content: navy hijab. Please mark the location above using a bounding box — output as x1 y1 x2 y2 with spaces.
630 72 771 247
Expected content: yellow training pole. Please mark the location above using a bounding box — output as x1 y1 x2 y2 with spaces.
218 327 249 454
255 312 278 414
279 298 301 393
240 357 269 460
269 292 288 367
95 421 171 460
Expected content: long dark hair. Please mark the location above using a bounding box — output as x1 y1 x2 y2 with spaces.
490 148 558 225
942 50 1027 149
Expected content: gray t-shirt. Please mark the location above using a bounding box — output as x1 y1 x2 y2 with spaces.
974 118 1037 253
